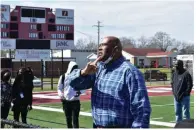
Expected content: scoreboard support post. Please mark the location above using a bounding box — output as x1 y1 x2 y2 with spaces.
51 49 53 90
41 59 44 90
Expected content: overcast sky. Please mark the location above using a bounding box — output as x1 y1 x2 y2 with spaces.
1 0 194 44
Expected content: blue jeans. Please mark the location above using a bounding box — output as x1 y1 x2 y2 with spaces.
174 96 190 123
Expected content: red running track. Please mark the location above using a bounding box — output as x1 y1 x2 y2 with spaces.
33 86 194 105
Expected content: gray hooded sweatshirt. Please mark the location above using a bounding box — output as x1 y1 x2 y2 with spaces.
57 61 80 101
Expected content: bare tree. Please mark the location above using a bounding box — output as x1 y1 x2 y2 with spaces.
1 50 7 57
85 39 98 50
137 36 149 48
75 38 97 50
179 43 194 54
148 32 175 51
75 38 88 49
119 37 136 48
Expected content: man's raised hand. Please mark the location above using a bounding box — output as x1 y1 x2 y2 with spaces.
81 57 101 76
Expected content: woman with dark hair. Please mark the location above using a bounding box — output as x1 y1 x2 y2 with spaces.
1 69 12 128
12 67 33 124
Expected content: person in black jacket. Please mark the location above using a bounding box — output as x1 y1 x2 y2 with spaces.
1 69 12 128
12 67 33 124
171 60 193 123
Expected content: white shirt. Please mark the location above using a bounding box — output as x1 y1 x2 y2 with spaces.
57 74 80 101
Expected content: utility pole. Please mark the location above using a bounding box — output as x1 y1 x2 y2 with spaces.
93 21 103 47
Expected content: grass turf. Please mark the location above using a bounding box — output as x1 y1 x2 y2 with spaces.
6 95 193 128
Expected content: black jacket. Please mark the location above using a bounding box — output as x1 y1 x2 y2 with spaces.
1 81 12 107
12 76 33 106
171 70 193 102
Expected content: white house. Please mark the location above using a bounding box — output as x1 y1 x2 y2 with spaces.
123 48 177 68
52 49 96 68
87 51 132 61
87 48 177 68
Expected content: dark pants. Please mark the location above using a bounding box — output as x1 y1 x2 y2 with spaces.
13 105 28 125
93 123 97 128
1 103 11 128
62 100 80 128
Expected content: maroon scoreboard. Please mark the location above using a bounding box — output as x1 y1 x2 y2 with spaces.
1 4 75 50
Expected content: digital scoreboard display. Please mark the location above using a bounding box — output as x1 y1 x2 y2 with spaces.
1 5 75 50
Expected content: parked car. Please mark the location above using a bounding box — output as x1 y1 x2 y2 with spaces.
144 70 167 81
11 76 42 87
33 76 42 87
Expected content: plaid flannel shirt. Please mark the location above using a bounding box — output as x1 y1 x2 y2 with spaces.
68 56 151 128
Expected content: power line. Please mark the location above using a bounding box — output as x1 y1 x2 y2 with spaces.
93 21 103 46
75 30 97 39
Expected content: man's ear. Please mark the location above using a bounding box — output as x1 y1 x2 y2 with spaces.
114 46 119 52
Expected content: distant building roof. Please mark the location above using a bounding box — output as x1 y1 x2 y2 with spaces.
123 48 163 56
146 52 173 56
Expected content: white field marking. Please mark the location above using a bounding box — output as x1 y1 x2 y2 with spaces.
149 95 171 97
151 102 194 107
147 90 169 93
32 106 175 127
33 94 60 99
35 92 87 96
150 120 175 127
150 87 172 91
32 106 92 116
33 91 56 94
151 117 163 120
35 93 57 96
33 93 87 100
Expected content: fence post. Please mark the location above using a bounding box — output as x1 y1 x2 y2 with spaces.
150 68 152 86
20 59 23 67
61 49 64 75
24 59 26 68
9 49 12 84
41 59 44 90
51 49 53 90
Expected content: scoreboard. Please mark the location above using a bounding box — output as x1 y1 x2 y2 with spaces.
1 4 75 50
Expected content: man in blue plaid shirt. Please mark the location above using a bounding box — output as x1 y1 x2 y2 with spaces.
68 36 151 128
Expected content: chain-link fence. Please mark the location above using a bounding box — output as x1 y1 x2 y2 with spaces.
1 57 76 91
1 119 47 128
139 68 173 86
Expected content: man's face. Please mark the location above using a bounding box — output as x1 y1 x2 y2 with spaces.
175 61 183 70
98 38 114 62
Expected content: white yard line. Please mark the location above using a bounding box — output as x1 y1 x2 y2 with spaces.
147 90 169 93
151 117 163 120
32 106 175 127
33 91 56 94
150 120 175 127
151 102 194 107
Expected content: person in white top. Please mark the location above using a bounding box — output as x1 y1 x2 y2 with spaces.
57 61 81 128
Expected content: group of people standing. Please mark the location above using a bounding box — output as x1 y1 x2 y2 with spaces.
1 67 34 128
1 36 194 129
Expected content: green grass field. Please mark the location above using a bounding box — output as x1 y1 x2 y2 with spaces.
7 95 194 128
